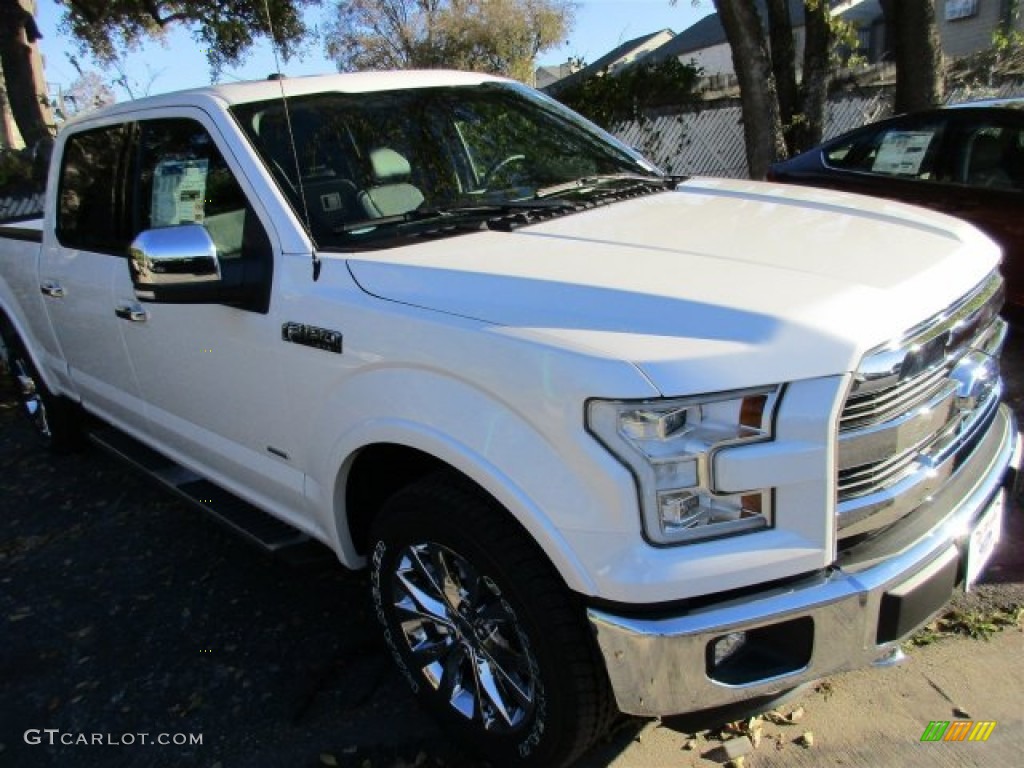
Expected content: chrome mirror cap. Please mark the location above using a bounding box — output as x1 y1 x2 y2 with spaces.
130 224 221 298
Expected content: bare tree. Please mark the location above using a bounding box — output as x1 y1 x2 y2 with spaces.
879 0 943 113
767 0 798 150
63 71 116 117
326 0 574 82
799 0 830 151
714 0 786 179
677 1 832 178
0 0 51 148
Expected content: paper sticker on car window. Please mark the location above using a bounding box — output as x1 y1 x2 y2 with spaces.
872 131 935 176
151 158 210 227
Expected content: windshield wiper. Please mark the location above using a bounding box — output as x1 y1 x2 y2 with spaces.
535 173 678 199
335 199 575 234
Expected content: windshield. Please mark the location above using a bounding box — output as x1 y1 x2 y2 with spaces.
231 82 662 248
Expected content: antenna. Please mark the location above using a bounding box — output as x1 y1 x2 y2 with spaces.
260 0 321 281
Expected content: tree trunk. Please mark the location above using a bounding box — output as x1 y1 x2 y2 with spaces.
766 0 798 155
0 0 51 149
796 0 831 153
714 0 786 178
879 0 944 113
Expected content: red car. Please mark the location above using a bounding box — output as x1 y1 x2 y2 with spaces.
769 100 1024 307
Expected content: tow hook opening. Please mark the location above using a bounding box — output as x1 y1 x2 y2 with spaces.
705 616 813 686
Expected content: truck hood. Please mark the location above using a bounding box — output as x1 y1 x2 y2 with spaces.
345 178 1000 395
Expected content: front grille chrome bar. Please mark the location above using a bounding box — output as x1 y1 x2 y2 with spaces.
836 271 1007 543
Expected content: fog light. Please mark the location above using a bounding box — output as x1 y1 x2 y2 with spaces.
712 631 748 666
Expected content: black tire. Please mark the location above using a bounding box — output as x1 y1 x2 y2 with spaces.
370 473 616 767
0 323 82 453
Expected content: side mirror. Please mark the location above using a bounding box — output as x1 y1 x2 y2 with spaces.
130 224 222 302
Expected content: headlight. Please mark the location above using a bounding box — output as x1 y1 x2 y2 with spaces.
587 387 780 545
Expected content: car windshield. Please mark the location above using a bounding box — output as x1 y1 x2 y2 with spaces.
231 82 662 248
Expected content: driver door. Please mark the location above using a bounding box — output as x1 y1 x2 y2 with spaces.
116 113 306 520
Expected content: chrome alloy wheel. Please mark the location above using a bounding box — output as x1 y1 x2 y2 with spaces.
391 541 538 732
5 347 51 439
0 339 51 442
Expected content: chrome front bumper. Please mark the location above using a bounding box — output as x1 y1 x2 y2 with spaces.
588 405 1019 717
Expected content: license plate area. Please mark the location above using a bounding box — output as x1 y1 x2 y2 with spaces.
965 491 1004 590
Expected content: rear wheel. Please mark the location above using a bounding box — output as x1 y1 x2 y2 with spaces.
370 474 615 767
0 325 81 452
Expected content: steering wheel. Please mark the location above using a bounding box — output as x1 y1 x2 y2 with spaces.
480 154 527 189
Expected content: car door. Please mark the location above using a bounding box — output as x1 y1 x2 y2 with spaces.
813 112 958 212
116 113 307 522
39 122 149 432
944 110 1024 306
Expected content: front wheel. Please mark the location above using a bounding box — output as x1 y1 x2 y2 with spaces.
370 474 615 767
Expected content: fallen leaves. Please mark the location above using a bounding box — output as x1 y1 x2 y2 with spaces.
701 703 818 763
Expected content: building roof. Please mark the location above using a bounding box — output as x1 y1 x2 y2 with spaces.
545 28 675 94
642 0 808 65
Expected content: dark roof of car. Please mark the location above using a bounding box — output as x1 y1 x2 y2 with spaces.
945 97 1024 110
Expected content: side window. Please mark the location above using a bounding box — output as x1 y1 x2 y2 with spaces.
956 121 1024 191
825 120 946 181
57 125 130 253
134 119 263 260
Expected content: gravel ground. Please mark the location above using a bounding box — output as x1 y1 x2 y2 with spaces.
2 328 1022 768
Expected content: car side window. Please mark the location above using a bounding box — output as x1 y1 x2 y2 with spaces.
825 119 947 181
57 124 130 253
133 118 268 262
955 121 1024 191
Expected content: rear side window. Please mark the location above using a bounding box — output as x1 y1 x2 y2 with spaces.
955 121 1024 191
825 119 947 181
56 125 130 253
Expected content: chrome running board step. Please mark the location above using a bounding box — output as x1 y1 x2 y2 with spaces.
88 427 310 553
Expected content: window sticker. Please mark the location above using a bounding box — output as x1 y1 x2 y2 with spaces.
872 131 935 176
151 158 210 227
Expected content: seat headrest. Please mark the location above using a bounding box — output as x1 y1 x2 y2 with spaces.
369 148 412 182
971 134 1003 168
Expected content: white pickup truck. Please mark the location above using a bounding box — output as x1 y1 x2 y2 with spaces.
0 71 1018 766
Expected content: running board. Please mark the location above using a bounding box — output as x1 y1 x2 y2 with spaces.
88 427 311 553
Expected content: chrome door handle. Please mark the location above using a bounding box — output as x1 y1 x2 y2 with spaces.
114 303 148 323
40 281 65 298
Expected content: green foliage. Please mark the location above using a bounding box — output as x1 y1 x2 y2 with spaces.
0 148 33 190
326 0 573 82
59 0 316 76
553 58 702 127
947 25 1024 91
906 606 1024 648
829 15 866 69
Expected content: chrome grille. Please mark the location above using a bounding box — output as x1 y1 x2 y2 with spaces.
839 366 948 432
836 272 1006 541
838 438 929 498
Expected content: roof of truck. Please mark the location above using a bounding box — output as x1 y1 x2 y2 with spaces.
64 70 505 128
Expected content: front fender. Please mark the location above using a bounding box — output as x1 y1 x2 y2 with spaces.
304 366 647 595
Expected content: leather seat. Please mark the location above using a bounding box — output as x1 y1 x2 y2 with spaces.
358 148 424 218
966 133 1013 189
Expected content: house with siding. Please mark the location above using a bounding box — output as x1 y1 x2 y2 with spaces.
640 0 886 77
938 0 1023 58
641 0 1024 78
